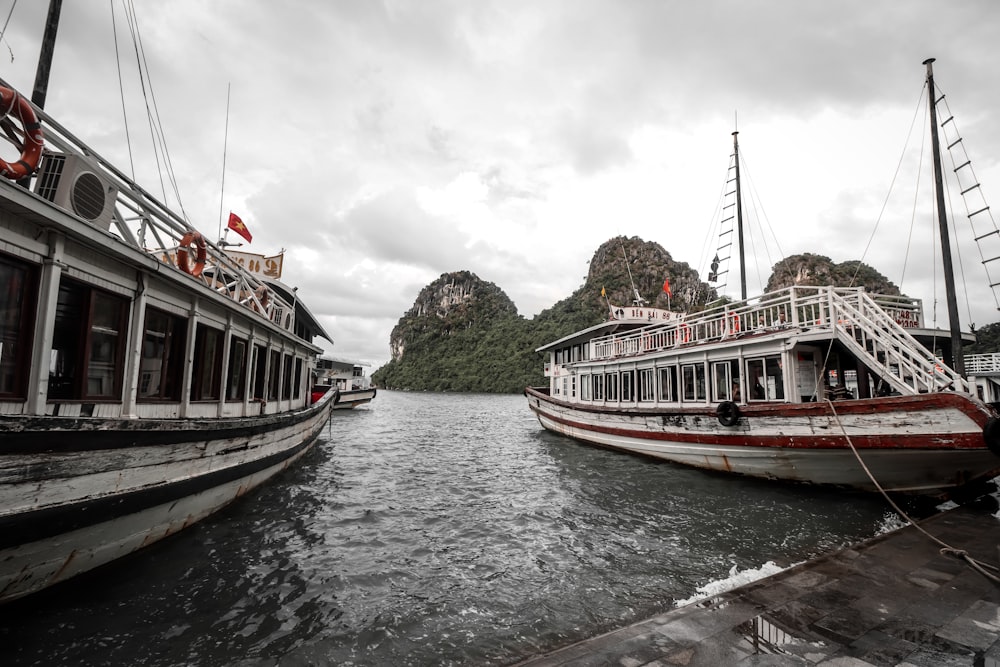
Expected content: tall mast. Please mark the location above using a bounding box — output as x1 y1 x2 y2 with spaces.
924 58 965 377
733 131 747 300
31 0 63 109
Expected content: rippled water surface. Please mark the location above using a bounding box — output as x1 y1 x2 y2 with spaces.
4 391 907 666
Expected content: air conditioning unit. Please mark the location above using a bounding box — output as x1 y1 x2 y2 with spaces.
34 153 118 231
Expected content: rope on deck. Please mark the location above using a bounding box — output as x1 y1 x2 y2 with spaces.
825 399 1000 585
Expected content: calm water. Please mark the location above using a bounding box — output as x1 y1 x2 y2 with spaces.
3 391 910 666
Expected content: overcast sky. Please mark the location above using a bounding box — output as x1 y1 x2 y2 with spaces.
3 1 1000 369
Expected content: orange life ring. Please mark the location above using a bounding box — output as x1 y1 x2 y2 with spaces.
0 86 44 179
177 231 207 277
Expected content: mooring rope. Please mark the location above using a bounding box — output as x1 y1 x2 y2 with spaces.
825 398 1000 584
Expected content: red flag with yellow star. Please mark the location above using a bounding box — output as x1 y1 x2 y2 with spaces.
227 211 252 243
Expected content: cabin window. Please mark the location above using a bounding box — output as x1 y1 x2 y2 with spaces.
605 372 618 401
712 360 741 402
268 349 281 400
251 344 267 400
0 254 37 399
592 373 604 401
581 373 591 400
281 353 293 400
49 278 128 401
293 357 303 400
191 324 223 401
138 307 187 401
570 374 576 398
746 355 785 401
681 363 706 402
225 337 249 401
621 369 635 401
657 366 677 402
638 368 655 402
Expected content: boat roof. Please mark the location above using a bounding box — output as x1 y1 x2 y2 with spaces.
535 319 645 353
264 279 333 343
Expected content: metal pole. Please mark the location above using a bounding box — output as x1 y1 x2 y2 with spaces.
924 58 965 377
31 0 62 109
733 131 747 301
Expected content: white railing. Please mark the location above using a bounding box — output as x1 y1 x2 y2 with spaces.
966 353 1000 374
0 79 294 334
589 285 967 395
829 290 968 394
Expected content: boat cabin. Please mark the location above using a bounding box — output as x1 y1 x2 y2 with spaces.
537 286 973 410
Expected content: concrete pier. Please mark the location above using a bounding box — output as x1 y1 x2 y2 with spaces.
513 501 1000 666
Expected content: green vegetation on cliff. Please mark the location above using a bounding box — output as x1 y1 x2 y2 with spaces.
372 236 993 393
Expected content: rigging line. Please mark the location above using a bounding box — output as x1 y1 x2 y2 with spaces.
216 82 230 242
825 399 1000 584
120 1 167 207
737 150 782 289
898 97 928 291
943 156 974 327
696 152 733 281
937 94 991 322
0 1 16 47
851 82 927 287
110 0 135 181
128 0 190 223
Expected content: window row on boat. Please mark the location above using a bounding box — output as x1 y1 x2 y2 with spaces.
0 233 321 420
550 351 790 407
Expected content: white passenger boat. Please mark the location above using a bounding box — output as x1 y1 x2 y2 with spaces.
0 10 336 603
526 60 1000 496
313 357 377 410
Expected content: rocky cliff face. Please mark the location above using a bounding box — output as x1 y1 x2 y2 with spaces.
766 253 900 294
389 270 517 361
580 236 717 315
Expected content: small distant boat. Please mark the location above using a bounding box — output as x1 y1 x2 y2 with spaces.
0 7 335 603
313 357 377 410
525 60 1000 496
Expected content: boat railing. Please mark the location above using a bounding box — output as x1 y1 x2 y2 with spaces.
589 286 964 393
828 289 969 394
592 286 843 359
0 80 296 335
965 353 1000 375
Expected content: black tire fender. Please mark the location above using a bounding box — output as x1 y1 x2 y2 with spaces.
717 401 741 427
983 416 1000 456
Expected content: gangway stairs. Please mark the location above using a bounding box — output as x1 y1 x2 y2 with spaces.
828 289 970 396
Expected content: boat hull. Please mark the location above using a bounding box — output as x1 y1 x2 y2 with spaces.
0 392 335 603
525 387 1000 494
333 387 377 410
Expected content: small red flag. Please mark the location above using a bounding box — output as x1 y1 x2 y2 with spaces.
227 211 252 243
662 278 671 297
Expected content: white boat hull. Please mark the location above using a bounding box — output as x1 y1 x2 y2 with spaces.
0 393 335 603
333 387 377 410
526 388 1000 494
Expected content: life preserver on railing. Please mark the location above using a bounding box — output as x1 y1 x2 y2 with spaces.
0 86 44 179
176 231 207 277
717 401 741 427
678 322 690 344
255 285 271 310
730 313 741 334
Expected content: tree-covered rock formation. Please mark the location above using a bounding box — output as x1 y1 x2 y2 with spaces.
372 238 992 393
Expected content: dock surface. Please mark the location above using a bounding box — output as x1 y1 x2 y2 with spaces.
513 501 1000 666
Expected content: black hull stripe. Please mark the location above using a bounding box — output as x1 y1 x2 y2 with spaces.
0 398 331 454
0 414 328 551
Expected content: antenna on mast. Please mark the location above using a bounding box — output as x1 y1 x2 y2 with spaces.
619 238 647 306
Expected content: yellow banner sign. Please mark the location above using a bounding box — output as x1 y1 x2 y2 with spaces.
225 250 284 279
